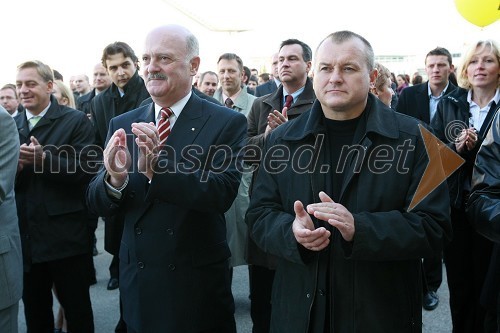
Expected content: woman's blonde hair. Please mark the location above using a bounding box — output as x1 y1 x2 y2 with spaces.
373 62 391 92
458 40 500 90
53 80 75 108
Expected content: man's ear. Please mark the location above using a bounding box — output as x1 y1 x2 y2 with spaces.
190 56 200 76
306 61 312 75
47 81 54 95
369 68 378 88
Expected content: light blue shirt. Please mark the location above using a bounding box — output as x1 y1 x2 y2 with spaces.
282 86 305 107
428 83 449 121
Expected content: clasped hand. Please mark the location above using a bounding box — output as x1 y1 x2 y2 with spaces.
292 191 355 251
18 136 44 172
104 122 160 186
455 128 478 153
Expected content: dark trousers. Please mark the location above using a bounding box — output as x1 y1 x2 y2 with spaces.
23 253 94 333
481 244 500 333
422 252 443 293
127 324 235 333
115 295 128 333
110 254 119 279
248 265 275 333
108 255 127 333
444 207 493 333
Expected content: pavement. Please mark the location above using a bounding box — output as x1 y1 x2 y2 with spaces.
18 219 452 332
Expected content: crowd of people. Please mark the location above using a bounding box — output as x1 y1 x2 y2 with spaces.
0 23 498 333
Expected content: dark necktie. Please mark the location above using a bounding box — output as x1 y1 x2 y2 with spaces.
284 95 293 109
225 98 234 109
157 107 173 146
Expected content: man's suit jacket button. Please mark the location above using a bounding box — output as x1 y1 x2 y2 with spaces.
166 228 174 236
168 264 176 271
138 262 145 269
129 191 136 199
154 199 160 204
135 227 142 235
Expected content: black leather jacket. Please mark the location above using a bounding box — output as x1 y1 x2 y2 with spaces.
431 88 499 209
467 110 500 242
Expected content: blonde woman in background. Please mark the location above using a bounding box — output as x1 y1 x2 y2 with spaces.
431 39 500 333
51 79 75 333
371 62 394 107
52 80 75 108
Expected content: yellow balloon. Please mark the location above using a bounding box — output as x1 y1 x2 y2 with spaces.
454 0 499 27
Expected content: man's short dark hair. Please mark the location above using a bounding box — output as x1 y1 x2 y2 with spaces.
217 53 244 73
101 41 139 69
426 47 453 66
200 71 218 83
280 39 312 63
317 31 375 71
53 69 64 81
243 66 251 84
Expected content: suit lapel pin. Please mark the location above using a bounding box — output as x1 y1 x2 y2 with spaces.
191 128 195 131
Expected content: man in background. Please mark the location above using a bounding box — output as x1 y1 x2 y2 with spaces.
255 53 280 97
73 74 92 98
214 53 257 272
90 41 150 333
246 38 316 333
0 84 23 116
198 71 218 97
77 63 112 116
396 46 457 311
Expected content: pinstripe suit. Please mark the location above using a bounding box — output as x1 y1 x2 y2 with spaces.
0 106 22 333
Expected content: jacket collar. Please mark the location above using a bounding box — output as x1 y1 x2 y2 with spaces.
109 71 143 98
444 87 468 104
17 95 68 141
281 94 399 142
262 77 315 114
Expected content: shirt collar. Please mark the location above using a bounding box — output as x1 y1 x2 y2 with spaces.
222 88 242 104
467 88 500 108
428 82 449 99
154 91 192 127
283 86 306 104
25 102 51 120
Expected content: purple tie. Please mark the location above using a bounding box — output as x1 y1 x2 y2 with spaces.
225 98 234 109
284 95 293 109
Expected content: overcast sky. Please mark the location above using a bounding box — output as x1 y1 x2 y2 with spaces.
1 0 498 85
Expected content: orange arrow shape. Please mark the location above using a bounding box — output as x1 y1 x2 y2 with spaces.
408 124 465 211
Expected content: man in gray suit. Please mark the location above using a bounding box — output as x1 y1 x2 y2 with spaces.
0 105 23 333
213 53 257 271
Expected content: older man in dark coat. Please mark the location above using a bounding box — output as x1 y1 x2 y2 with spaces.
247 31 451 333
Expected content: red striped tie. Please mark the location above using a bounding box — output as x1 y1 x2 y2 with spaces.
157 107 173 146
